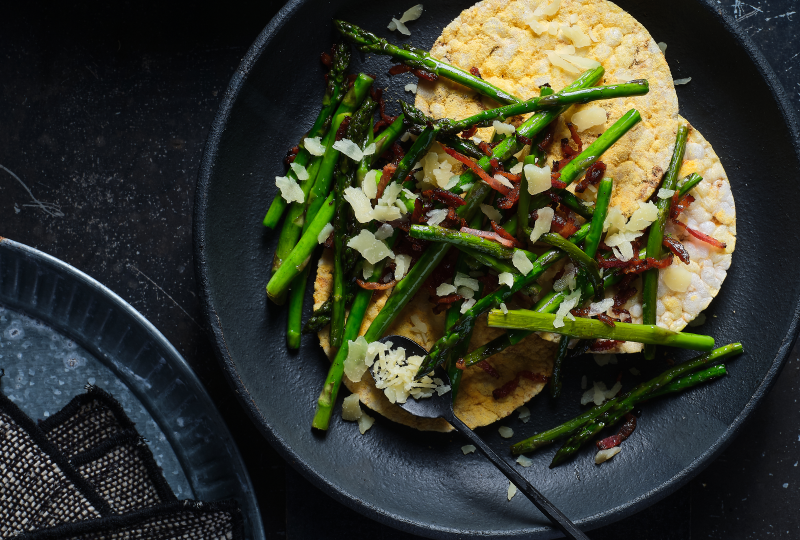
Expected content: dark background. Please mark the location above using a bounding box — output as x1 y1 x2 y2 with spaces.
2 1 798 538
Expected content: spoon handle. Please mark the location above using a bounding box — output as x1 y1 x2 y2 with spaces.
447 413 589 540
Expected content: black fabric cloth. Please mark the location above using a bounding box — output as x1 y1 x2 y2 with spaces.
15 500 244 540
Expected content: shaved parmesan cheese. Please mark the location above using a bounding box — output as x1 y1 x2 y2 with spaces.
561 53 602 71
562 25 591 48
595 446 622 464
362 170 379 199
358 413 375 434
461 445 476 454
658 42 667 54
275 176 304 204
380 182 403 206
426 208 448 226
371 343 447 404
498 272 514 288
603 206 627 233
510 162 524 175
333 138 364 161
580 380 621 406
390 18 410 35
374 223 394 241
410 314 428 336
344 336 370 383
457 286 475 300
394 254 412 280
553 264 577 292
500 302 508 314
569 13 578 23
347 229 395 264
436 283 457 296
507 482 517 501
362 261 374 280
492 174 514 189
530 207 554 243
524 163 551 195
454 272 480 291
371 204 402 222
553 289 581 328
533 0 561 17
547 51 582 74
481 203 503 222
516 455 533 467
674 77 692 85
663 265 692 292
626 201 659 231
317 222 333 244
290 162 310 180
399 4 423 23
593 353 617 366
517 405 531 423
499 426 514 438
588 298 614 316
658 188 675 199
304 136 325 156
512 251 533 275
555 44 576 55
493 120 516 135
343 187 374 224
571 106 606 131
460 298 476 314
341 394 362 421
527 18 548 35
362 143 376 157
405 82 418 93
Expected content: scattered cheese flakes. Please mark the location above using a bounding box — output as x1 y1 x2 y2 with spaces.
362 170 379 199
517 405 530 423
593 353 618 367
426 208 448 225
341 394 362 421
461 444 476 454
410 314 428 336
394 254 412 280
344 336 370 383
595 446 622 464
275 176 304 204
401 132 413 142
524 163 551 195
460 298 476 314
343 186 374 224
454 272 480 291
492 174 514 189
533 0 560 17
436 283 457 296
347 229 395 264
457 286 475 300
405 82 418 93
674 77 692 85
374 223 394 241
516 455 533 467
362 261 374 280
480 203 503 222
512 250 534 275
317 222 333 244
658 188 675 199
569 13 579 23
553 263 577 292
362 142 376 157
546 50 582 74
493 120 516 135
571 106 606 131
290 162 310 180
658 42 667 54
399 4 423 22
358 412 375 434
500 302 508 314
580 380 622 406
371 204 402 222
627 201 659 231
553 289 581 328
561 53 602 72
587 298 614 316
510 162 524 175
499 426 514 438
507 482 518 501
562 25 591 47
304 136 325 156
527 18 549 35
530 207 554 243
663 265 692 292
333 138 364 161
380 182 403 206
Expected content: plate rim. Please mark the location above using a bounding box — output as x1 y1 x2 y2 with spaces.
193 0 800 536
0 237 266 540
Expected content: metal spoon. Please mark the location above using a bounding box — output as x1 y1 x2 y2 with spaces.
374 335 589 540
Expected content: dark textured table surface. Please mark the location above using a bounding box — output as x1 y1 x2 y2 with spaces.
2 1 799 538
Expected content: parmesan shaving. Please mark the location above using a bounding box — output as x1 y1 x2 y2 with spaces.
500 302 508 314
492 120 515 135
524 163 551 195
362 170 379 199
498 272 514 288
374 223 394 241
405 83 418 93
595 446 622 464
317 222 333 244
529 207 554 243
457 286 475 300
304 136 325 156
290 162 309 180
674 77 692 85
460 298 476 314
512 251 533 275
394 254 412 280
492 174 514 189
658 188 675 199
517 405 530 423
507 482 517 501
343 186 374 224
498 426 514 438
461 445 476 454
481 203 503 222
426 208 448 225
546 50 582 74
362 261 374 280
343 336 370 383
362 143 376 156
571 106 606 131
275 176 304 204
533 0 560 17
663 265 692 292
347 229 395 264
516 455 533 467
560 53 602 71
553 290 581 328
341 394 362 421
358 413 375 434
658 42 667 54
562 25 591 48
333 138 364 161
436 283 457 296
454 272 480 291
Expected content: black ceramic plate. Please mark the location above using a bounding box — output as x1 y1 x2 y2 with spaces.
194 1 800 537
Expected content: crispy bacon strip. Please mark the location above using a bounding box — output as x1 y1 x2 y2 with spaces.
492 370 548 399
494 170 521 183
411 198 424 224
591 339 622 352
460 227 517 248
335 115 351 141
478 361 500 378
597 413 637 450
574 161 606 193
598 254 674 274
455 358 466 370
376 163 396 199
596 313 617 327
461 124 478 139
663 236 690 264
443 206 468 229
551 172 567 189
356 278 397 290
320 51 333 67
441 146 511 195
388 63 438 82
496 183 521 210
284 145 300 165
550 208 580 238
671 219 727 249
670 193 695 219
470 66 483 79
432 293 464 304
490 221 523 247
423 189 466 207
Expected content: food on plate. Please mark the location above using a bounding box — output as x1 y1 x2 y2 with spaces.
260 0 741 465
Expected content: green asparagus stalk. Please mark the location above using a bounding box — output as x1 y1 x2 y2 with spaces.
511 343 743 456
361 67 605 345
401 80 649 137
408 224 537 262
312 234 399 430
557 109 641 187
550 344 740 466
263 44 351 229
647 364 727 399
356 115 405 184
287 264 313 349
643 125 689 360
335 20 520 105
585 177 613 259
539 232 604 300
517 155 536 239
439 134 486 160
677 172 703 198
487 309 715 350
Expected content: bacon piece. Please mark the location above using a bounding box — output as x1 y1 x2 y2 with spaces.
423 189 466 207
477 141 496 156
670 193 695 219
345 73 357 89
496 183 521 210
423 249 458 295
442 206 468 229
516 134 532 147
356 279 397 290
441 146 511 195
596 313 617 327
320 51 332 67
591 339 622 352
574 161 606 193
375 164 396 200
323 231 334 249
538 123 556 153
460 227 516 248
284 145 300 165
478 361 500 378
662 236 690 264
597 414 637 450
490 221 523 247
671 219 727 249
550 208 580 238
432 293 464 304
460 125 478 139
492 370 548 399
520 370 548 383
550 172 567 189
455 358 466 370
411 198 424 224
470 66 482 78
494 170 521 183
598 254 674 275
335 115 351 141
388 63 438 81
